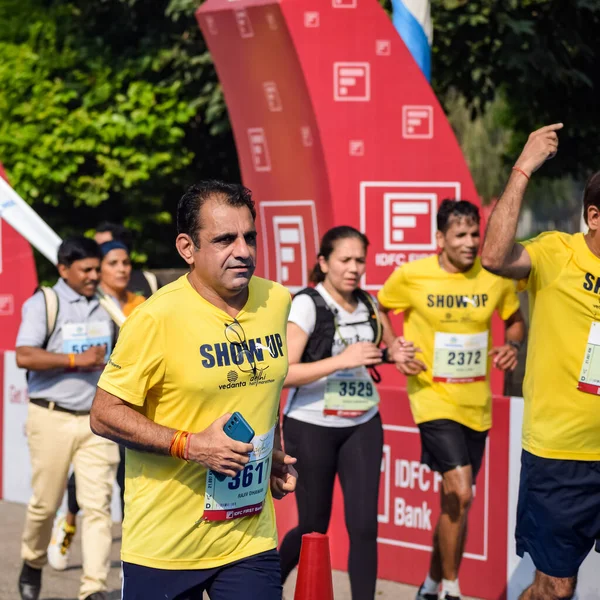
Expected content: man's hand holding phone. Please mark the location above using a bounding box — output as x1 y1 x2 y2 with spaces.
187 413 253 478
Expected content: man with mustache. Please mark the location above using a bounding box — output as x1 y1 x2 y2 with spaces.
91 181 298 600
16 236 119 600
378 200 525 600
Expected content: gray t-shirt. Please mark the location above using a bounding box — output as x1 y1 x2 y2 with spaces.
16 279 115 411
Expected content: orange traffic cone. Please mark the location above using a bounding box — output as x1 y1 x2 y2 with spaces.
293 532 334 600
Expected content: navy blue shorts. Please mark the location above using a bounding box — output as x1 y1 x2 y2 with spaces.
122 549 282 600
516 450 600 578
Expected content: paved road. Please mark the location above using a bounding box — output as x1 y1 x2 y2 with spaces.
1 500 478 600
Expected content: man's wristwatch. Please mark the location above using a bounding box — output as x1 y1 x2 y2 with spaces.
507 340 522 352
382 347 394 363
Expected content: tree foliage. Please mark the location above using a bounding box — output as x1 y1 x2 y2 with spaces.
1 0 598 273
0 0 234 268
431 0 600 179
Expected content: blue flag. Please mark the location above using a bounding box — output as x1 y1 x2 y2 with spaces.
391 0 432 81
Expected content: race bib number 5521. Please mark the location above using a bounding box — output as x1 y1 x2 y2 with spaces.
62 322 112 362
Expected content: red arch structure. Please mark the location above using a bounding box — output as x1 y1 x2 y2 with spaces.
197 0 480 291
0 163 38 500
196 2 509 598
0 164 38 351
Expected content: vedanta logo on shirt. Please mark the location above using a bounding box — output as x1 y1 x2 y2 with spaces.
426 294 489 309
199 333 284 369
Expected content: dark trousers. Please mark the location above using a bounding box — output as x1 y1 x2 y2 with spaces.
279 413 383 600
122 549 282 600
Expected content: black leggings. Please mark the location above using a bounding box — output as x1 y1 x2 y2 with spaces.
279 413 383 600
68 444 125 518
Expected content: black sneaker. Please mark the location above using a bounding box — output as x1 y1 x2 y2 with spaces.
83 593 108 600
440 594 461 600
416 584 438 600
18 563 41 600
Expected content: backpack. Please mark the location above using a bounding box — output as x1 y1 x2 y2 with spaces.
142 270 158 295
295 287 383 363
23 287 60 381
36 286 119 349
39 287 60 350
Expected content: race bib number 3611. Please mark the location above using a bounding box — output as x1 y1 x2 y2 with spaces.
203 427 274 521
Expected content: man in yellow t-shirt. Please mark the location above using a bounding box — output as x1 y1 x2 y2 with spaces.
90 181 298 600
483 124 600 600
379 200 524 600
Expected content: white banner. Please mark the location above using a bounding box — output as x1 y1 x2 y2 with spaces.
1 351 122 519
0 177 61 265
2 350 32 503
0 177 126 325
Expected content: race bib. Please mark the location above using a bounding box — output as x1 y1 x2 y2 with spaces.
203 426 274 521
62 321 112 362
324 367 380 417
432 331 488 383
578 322 600 395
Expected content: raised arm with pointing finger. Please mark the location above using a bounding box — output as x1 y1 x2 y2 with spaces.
481 126 600 599
481 123 563 279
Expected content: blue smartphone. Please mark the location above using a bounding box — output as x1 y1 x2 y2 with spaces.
224 412 255 443
213 412 255 481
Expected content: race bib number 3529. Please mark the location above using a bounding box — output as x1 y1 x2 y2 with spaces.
324 367 380 417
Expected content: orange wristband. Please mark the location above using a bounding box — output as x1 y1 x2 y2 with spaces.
184 433 192 461
169 430 190 460
68 353 76 368
169 430 183 457
179 431 190 461
512 166 530 181
178 432 189 461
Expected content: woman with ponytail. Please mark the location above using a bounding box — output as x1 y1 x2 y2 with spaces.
279 226 413 599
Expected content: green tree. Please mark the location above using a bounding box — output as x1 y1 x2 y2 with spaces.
431 0 600 179
0 0 236 270
1 0 598 276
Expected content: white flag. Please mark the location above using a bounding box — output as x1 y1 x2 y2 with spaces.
0 177 62 265
0 176 126 326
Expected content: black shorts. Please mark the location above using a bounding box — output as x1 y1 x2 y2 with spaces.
418 419 488 480
516 450 600 578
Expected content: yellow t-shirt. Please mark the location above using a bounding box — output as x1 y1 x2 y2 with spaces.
378 256 520 431
521 231 600 460
98 275 291 569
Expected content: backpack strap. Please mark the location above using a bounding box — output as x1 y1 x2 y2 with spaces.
39 287 59 350
354 288 383 346
294 287 336 362
142 270 159 295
